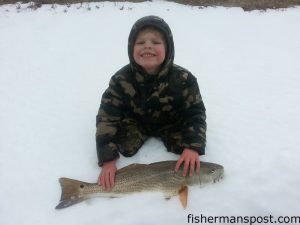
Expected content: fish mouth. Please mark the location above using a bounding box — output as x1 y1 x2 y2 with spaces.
213 174 224 183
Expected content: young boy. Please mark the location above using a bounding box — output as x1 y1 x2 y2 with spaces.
96 16 206 190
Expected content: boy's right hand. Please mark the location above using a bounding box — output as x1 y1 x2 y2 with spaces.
98 159 117 190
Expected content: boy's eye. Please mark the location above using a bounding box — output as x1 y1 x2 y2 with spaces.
135 40 163 45
135 41 145 45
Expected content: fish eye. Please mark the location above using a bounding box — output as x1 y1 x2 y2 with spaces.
210 169 215 174
80 184 85 189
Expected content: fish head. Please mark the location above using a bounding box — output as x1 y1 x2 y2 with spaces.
186 162 224 186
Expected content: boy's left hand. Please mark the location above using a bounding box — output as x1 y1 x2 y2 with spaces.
175 148 200 177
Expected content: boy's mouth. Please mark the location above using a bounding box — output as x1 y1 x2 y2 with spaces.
141 53 156 57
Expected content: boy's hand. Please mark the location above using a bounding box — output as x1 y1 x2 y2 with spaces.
175 148 200 177
98 159 117 191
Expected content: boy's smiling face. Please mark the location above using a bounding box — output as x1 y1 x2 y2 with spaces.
133 27 166 75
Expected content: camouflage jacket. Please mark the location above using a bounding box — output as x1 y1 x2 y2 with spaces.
96 16 206 165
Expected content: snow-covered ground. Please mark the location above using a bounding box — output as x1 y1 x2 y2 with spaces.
1 2 300 225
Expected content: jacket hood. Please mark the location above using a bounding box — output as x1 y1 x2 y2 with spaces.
128 16 175 77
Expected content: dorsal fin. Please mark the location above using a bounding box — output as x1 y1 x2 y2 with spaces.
149 160 175 166
116 163 147 174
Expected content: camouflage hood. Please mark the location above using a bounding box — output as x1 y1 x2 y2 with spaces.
128 16 175 78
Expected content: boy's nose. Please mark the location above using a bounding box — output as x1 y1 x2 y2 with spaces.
144 45 152 49
144 41 153 48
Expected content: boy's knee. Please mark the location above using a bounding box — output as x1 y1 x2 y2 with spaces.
160 130 184 154
117 127 146 157
118 138 143 157
119 149 137 157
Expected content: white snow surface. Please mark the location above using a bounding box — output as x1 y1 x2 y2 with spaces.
1 2 300 225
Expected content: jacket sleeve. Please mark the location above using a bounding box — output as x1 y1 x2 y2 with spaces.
181 74 206 155
96 76 124 166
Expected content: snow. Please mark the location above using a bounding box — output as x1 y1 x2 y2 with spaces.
1 2 300 225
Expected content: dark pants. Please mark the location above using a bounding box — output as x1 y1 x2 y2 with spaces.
116 118 184 157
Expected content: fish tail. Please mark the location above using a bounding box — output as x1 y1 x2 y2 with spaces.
55 177 88 209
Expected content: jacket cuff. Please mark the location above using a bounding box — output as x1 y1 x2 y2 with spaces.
97 150 119 167
96 140 120 167
182 142 205 155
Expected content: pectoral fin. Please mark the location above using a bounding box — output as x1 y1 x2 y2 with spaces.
178 186 188 209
